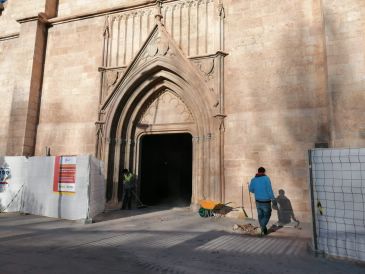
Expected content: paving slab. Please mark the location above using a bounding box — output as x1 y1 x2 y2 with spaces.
0 208 364 274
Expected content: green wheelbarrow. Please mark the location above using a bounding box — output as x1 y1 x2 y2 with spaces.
198 200 231 217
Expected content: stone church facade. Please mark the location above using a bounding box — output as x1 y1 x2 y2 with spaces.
1 0 364 220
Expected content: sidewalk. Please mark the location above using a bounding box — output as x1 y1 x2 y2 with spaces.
0 208 363 274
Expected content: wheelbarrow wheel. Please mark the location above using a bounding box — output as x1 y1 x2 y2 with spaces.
199 207 209 217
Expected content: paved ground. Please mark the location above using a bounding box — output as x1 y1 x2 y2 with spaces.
0 207 364 274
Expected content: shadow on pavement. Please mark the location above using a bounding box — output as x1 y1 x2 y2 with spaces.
93 205 190 223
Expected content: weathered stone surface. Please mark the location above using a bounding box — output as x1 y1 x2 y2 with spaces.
34 16 103 156
323 0 365 148
0 0 364 221
0 37 17 155
0 0 45 36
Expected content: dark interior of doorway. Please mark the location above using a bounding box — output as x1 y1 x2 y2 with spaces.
140 133 192 207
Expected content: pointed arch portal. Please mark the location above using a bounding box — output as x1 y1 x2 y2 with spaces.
96 22 226 209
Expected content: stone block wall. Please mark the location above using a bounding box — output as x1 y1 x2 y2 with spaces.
223 0 329 221
0 0 44 155
0 38 17 155
35 17 104 155
6 21 41 156
322 0 365 147
0 0 45 36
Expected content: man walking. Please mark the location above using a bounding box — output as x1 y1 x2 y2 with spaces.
249 167 275 235
121 169 135 210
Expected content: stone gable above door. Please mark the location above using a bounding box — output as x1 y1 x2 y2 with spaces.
100 0 221 69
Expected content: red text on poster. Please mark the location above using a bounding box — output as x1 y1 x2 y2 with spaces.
53 156 77 193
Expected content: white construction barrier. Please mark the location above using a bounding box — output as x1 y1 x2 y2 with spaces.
0 156 27 212
0 155 105 221
309 148 365 262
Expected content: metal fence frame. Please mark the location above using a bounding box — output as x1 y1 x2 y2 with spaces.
308 148 365 262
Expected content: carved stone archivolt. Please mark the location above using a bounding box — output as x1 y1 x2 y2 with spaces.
139 89 194 125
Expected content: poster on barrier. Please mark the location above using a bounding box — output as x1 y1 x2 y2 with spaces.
0 166 11 193
53 156 77 193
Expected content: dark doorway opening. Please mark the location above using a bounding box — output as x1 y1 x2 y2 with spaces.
140 133 192 207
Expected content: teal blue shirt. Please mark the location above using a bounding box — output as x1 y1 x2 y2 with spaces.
249 175 275 202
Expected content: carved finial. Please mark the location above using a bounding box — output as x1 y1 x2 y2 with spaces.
156 0 163 8
103 16 110 38
155 0 163 24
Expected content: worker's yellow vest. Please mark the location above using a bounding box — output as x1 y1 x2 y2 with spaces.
123 173 134 184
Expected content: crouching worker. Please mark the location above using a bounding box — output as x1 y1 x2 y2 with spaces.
121 169 136 210
249 167 275 236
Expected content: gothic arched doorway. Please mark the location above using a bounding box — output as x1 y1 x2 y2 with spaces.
96 21 226 209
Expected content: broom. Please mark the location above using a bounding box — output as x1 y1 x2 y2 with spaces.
240 182 249 218
131 190 147 209
248 181 254 219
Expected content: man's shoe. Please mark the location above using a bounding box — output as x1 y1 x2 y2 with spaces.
259 227 268 236
258 227 265 237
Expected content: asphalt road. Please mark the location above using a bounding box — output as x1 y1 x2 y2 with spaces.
0 208 364 274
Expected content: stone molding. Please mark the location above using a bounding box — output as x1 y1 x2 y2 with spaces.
0 32 19 41
16 16 38 24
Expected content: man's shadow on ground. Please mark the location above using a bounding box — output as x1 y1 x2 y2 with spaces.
269 189 300 234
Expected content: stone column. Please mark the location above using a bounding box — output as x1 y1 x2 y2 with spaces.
6 18 40 155
6 1 58 156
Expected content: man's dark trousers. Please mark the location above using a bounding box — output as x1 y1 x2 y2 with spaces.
122 189 132 209
256 201 272 233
